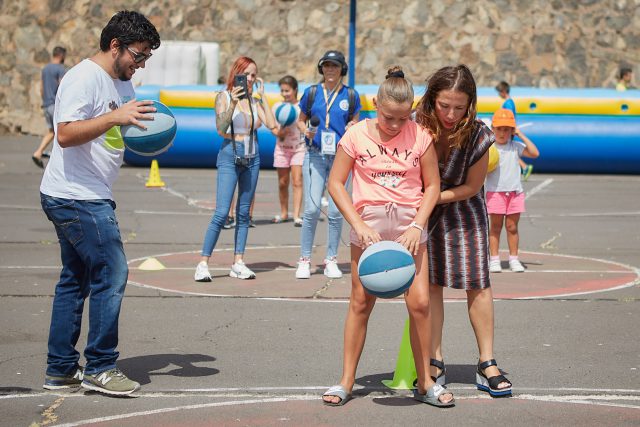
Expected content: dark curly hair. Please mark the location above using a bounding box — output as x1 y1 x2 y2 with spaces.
415 64 477 149
99 10 160 52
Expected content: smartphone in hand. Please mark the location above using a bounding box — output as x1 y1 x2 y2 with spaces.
234 74 248 99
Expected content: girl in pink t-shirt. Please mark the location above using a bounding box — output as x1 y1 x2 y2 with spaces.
325 67 452 408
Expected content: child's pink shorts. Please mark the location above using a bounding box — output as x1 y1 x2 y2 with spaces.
273 143 305 168
486 191 526 215
350 203 428 248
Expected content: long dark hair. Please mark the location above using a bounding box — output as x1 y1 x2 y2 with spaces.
278 75 299 98
415 64 477 149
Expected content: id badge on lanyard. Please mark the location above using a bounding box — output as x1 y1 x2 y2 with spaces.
321 84 340 156
320 131 336 155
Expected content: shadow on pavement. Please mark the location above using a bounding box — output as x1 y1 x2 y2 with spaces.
118 353 219 385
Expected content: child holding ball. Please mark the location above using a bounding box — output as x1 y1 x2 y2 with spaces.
486 108 540 273
270 75 305 225
325 66 453 407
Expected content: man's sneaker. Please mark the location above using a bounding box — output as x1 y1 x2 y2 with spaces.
489 259 502 273
509 259 525 272
249 216 256 228
229 260 256 279
321 196 329 207
194 261 212 282
81 368 140 396
43 366 84 390
295 257 311 279
324 257 343 279
223 216 235 229
521 164 533 181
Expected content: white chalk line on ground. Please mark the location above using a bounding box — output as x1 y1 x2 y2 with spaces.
3 248 637 301
525 178 553 199
1 266 633 275
9 387 640 427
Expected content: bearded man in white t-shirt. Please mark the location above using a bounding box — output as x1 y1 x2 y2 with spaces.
39 10 160 396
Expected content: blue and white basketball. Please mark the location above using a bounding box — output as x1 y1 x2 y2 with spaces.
121 101 177 156
275 102 298 127
357 241 416 299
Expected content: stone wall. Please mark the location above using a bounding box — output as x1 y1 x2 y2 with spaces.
1 0 638 135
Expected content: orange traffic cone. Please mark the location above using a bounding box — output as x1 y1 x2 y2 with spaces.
145 159 165 188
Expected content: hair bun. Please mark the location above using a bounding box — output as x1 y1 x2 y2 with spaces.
386 66 405 79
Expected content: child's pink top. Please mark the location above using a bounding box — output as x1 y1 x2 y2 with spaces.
339 119 433 211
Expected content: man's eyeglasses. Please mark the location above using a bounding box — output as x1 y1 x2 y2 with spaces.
125 46 152 64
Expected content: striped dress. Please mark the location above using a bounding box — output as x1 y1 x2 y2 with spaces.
427 120 494 290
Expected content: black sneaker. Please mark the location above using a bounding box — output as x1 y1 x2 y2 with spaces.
43 366 84 390
223 216 235 229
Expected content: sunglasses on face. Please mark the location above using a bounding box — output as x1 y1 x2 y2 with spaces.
125 46 152 64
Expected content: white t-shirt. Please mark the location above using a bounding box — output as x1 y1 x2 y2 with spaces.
40 59 135 200
485 139 526 193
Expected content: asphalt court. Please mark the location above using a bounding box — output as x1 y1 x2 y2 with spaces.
1 136 639 426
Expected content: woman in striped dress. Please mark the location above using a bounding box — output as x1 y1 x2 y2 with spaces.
415 65 512 397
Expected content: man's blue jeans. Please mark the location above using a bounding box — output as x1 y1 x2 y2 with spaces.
300 150 344 259
202 140 260 256
40 193 128 376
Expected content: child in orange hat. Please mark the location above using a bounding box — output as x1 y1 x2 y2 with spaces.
486 108 539 273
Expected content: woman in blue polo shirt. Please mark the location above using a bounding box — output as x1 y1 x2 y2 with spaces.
294 50 361 279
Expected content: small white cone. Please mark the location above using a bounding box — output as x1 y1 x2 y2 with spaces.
138 257 166 271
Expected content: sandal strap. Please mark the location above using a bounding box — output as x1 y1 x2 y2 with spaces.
478 359 497 370
487 374 512 390
430 358 445 370
427 383 448 398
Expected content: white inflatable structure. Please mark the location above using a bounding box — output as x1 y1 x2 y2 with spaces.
131 40 220 86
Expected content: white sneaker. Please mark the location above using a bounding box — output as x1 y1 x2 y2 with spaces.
321 196 329 207
509 259 525 273
229 260 256 279
295 257 311 279
489 259 502 273
324 257 343 279
194 261 212 282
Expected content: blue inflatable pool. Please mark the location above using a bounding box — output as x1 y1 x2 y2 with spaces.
125 85 640 174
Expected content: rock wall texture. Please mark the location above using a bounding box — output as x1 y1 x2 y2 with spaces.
1 0 639 134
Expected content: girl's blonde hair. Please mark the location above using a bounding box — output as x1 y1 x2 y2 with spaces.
377 66 414 105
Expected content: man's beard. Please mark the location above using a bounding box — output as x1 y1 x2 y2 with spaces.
113 52 131 82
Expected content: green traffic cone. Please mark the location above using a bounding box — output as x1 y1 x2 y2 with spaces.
381 318 417 390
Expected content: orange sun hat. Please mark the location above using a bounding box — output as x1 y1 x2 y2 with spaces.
492 108 516 128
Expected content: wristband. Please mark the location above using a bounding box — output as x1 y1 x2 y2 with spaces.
409 221 424 232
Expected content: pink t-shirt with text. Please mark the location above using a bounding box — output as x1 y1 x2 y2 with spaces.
339 119 433 211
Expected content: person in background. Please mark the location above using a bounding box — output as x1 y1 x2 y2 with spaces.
495 81 533 181
616 67 635 91
33 46 67 168
486 108 540 273
417 65 513 398
40 11 160 395
194 56 276 282
271 75 304 226
324 66 452 407
294 50 361 279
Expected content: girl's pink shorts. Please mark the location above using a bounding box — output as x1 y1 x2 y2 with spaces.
350 203 428 248
273 143 305 168
486 191 526 215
